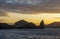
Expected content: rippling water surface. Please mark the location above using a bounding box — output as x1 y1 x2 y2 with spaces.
0 28 60 39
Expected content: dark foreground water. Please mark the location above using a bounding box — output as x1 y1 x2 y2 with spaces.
0 28 60 39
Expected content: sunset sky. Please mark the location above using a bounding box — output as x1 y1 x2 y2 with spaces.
0 0 60 25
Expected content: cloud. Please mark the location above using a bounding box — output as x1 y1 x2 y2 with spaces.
0 19 4 21
5 0 42 5
0 0 60 14
0 12 7 16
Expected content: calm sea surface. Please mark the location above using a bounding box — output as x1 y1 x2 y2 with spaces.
0 28 60 39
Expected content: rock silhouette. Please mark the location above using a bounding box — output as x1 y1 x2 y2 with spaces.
0 20 45 29
25 22 37 29
15 20 37 29
0 20 60 29
39 20 44 29
0 23 10 29
46 22 60 28
15 20 29 27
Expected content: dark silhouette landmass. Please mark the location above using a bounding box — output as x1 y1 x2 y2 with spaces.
0 20 60 29
45 22 60 28
39 20 44 29
0 23 9 29
14 20 37 29
0 20 44 29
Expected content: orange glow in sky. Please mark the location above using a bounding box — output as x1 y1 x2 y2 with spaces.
0 12 60 25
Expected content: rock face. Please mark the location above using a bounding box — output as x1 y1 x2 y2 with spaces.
39 20 44 29
15 20 37 29
25 22 37 29
15 20 28 27
0 20 45 29
46 22 60 28
0 23 10 29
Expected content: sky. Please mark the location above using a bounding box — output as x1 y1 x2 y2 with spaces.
0 0 60 25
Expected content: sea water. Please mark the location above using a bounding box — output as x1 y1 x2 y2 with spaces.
0 28 60 39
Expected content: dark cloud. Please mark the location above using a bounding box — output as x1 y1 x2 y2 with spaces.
0 0 60 14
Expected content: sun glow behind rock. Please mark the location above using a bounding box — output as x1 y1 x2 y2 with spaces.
1 12 60 25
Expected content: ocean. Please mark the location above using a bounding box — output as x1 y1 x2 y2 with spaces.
0 28 60 39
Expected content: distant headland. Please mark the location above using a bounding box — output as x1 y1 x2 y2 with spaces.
0 20 44 29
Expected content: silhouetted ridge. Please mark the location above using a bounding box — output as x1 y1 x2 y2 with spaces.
0 23 10 29
15 20 37 29
0 20 45 29
46 22 60 28
25 22 37 29
39 20 44 29
15 20 29 28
